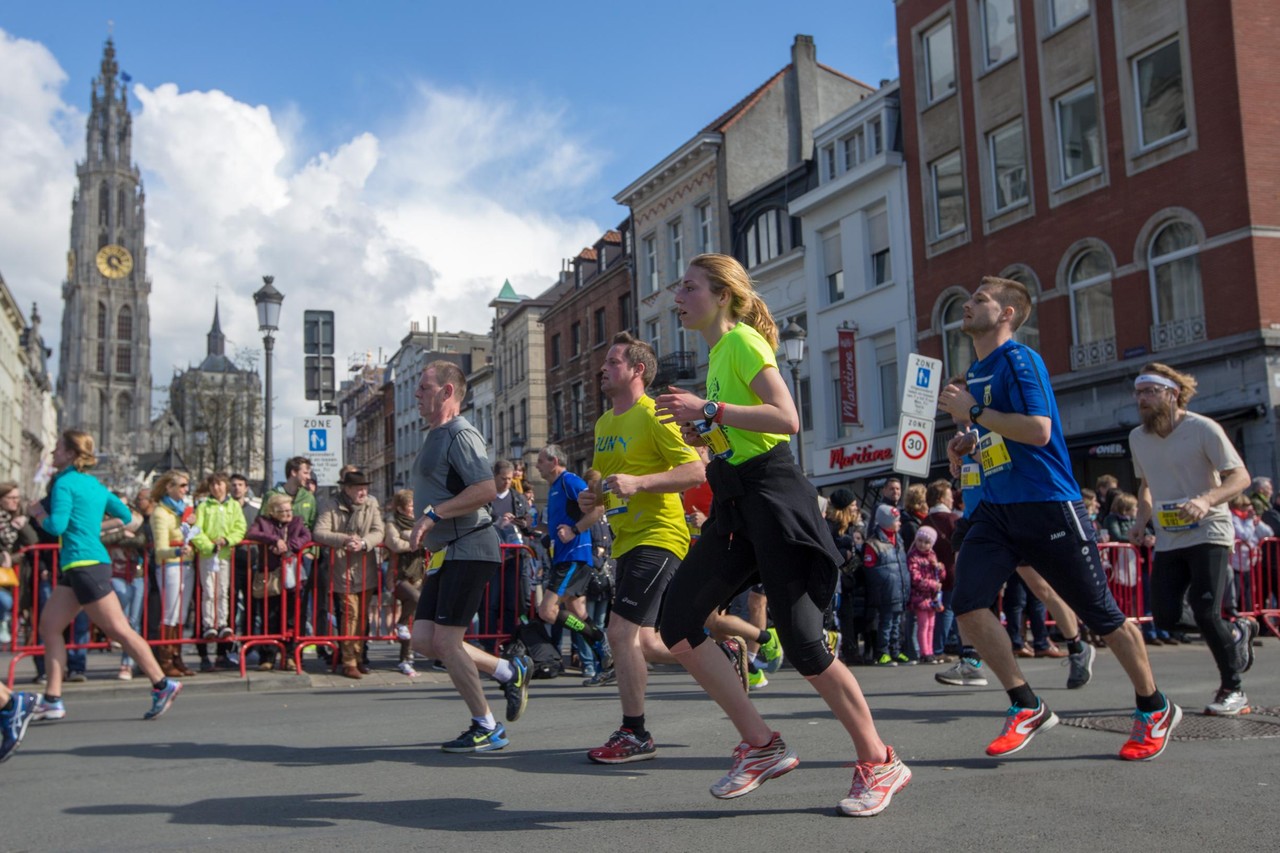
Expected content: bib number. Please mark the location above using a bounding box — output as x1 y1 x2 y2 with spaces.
1156 500 1198 532
978 432 1012 476
960 462 981 490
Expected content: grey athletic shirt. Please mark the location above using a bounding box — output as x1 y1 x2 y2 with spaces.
412 416 500 562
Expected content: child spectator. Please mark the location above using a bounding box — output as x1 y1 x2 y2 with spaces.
863 505 910 666
907 526 945 664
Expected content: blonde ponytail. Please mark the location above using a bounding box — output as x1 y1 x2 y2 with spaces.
689 253 779 349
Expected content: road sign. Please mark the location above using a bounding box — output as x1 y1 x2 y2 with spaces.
894 413 934 478
294 416 343 486
900 353 944 419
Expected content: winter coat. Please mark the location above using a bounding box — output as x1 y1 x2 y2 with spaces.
150 502 195 567
244 514 312 572
923 510 959 590
862 528 909 613
313 495 385 593
383 513 426 585
907 549 945 611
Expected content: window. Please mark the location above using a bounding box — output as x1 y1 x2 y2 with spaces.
868 211 891 286
575 264 584 288
594 307 607 346
97 302 108 339
96 343 106 373
875 335 899 431
570 382 585 432
697 202 713 254
519 398 527 441
598 245 607 273
1069 249 1114 346
823 230 844 303
99 182 109 226
618 293 632 332
1049 0 1089 30
981 0 1017 68
1056 84 1100 183
550 333 561 368
744 209 783 268
931 151 965 238
941 296 975 378
842 128 865 170
1134 39 1186 149
923 19 956 103
571 322 582 358
868 118 883 156
822 144 837 180
1006 271 1041 352
668 219 684 281
989 120 1028 212
669 308 687 354
643 235 658 294
497 411 505 450
798 377 812 432
1149 222 1202 325
645 318 661 357
116 345 132 375
118 189 127 225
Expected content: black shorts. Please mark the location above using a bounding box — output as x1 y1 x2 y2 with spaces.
416 559 500 627
952 500 1126 634
546 560 592 599
64 563 114 606
612 546 680 628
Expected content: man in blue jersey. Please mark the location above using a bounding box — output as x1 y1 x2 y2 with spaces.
938 276 1178 762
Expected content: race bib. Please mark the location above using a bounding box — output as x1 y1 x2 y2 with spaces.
426 548 447 575
978 432 1012 476
1155 500 1198 532
960 462 981 490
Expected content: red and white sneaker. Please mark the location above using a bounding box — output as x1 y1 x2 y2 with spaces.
838 745 912 817
587 729 657 764
986 701 1058 756
709 732 799 799
1119 700 1181 761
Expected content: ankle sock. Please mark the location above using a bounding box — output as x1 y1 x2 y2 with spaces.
492 659 515 683
152 678 169 691
474 712 497 731
622 714 647 738
1065 637 1084 655
43 694 61 704
756 629 771 646
1007 684 1037 709
1136 690 1165 714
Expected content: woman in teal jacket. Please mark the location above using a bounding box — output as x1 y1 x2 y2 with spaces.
26 430 182 721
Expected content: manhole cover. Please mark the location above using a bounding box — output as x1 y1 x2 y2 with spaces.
1062 706 1280 740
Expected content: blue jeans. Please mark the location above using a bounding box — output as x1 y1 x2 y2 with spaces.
34 581 89 676
0 587 13 634
875 608 903 657
574 594 609 675
112 576 145 668
935 587 957 651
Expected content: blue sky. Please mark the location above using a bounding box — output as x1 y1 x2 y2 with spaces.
0 1 899 466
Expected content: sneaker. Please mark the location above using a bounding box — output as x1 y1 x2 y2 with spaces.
838 745 912 817
985 701 1058 757
1205 687 1251 717
199 660 215 673
1119 700 1181 761
143 680 183 720
502 654 532 723
748 669 769 691
709 732 800 799
597 668 617 686
395 624 412 642
718 636 750 693
895 653 916 666
582 670 613 687
1066 642 1095 689
65 672 87 684
218 627 234 641
587 728 657 764
117 666 134 681
396 660 419 678
935 657 987 686
759 627 783 673
442 721 508 753
0 692 38 764
874 654 896 667
202 629 218 641
1234 617 1259 674
32 696 65 722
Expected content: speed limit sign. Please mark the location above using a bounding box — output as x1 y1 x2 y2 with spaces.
894 414 934 478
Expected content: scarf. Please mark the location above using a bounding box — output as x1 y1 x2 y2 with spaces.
0 508 18 552
394 510 416 532
161 495 186 517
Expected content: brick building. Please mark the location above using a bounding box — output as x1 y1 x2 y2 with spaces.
897 0 1280 489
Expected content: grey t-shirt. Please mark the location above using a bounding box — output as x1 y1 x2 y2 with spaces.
412 416 500 562
1129 411 1244 551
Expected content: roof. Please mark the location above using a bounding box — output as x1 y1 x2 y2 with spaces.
196 353 239 373
494 279 520 301
577 247 597 261
602 230 622 244
701 66 789 133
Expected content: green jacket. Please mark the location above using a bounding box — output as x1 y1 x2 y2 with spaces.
192 496 247 559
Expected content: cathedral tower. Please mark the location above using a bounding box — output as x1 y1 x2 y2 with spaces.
56 37 152 455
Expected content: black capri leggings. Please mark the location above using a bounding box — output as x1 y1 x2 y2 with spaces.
659 513 838 677
1150 543 1240 689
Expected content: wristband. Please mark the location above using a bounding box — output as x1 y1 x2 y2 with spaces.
713 402 726 424
425 507 442 523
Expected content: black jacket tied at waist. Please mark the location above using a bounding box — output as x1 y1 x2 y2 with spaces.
705 444 841 572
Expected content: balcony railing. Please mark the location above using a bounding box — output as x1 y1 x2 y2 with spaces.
652 351 696 388
1150 315 1206 352
1069 336 1117 370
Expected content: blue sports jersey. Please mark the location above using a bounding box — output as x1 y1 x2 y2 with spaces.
546 470 593 565
965 339 1080 504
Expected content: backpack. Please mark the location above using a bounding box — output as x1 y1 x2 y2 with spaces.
504 622 563 679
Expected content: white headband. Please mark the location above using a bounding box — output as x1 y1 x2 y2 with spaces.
1134 374 1179 391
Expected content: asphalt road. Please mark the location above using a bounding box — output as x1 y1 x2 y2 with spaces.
2 641 1277 852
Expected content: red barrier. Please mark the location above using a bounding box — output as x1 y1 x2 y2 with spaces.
1097 541 1147 624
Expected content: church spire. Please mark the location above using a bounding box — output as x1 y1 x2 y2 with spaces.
207 299 226 357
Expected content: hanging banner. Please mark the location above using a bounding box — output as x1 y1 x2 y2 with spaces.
838 328 859 425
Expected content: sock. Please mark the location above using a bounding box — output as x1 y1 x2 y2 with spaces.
152 678 169 691
43 694 61 704
492 659 515 683
556 610 602 641
622 714 647 738
756 629 771 646
749 653 762 668
1 696 13 712
1136 690 1165 714
473 713 497 731
1065 637 1084 655
1007 684 1037 709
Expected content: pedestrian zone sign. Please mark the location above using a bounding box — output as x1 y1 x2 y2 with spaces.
294 416 343 486
900 353 944 419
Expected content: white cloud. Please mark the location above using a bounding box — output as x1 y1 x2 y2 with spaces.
0 30 607 469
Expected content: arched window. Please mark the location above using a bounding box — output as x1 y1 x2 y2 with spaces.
941 294 974 377
1149 221 1204 349
97 302 109 338
117 305 133 341
1068 248 1116 368
118 188 128 226
116 345 132 375
117 392 132 437
742 208 790 268
1006 271 1040 352
99 182 109 226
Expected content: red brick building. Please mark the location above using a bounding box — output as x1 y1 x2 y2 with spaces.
897 0 1280 488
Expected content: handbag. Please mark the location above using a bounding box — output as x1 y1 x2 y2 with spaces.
0 565 18 588
252 568 283 599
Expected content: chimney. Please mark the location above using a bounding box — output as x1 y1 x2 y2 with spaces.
789 35 819 166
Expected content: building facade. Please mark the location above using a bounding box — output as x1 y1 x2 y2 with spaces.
56 39 153 456
897 0 1280 491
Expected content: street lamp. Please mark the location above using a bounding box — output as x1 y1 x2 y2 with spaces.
509 434 525 466
780 319 807 474
254 275 284 493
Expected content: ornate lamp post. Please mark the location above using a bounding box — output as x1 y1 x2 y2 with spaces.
780 320 808 474
253 275 284 493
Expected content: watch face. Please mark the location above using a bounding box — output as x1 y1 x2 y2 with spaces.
702 402 719 420
96 244 133 279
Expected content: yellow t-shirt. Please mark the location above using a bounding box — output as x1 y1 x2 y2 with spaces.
592 394 701 559
706 323 788 465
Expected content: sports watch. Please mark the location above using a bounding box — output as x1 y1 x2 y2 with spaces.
702 401 720 422
968 404 985 424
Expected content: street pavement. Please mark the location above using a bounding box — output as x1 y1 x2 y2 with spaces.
1 638 1277 852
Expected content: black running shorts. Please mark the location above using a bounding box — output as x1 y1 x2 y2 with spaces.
416 559 501 627
611 546 680 628
64 563 115 606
